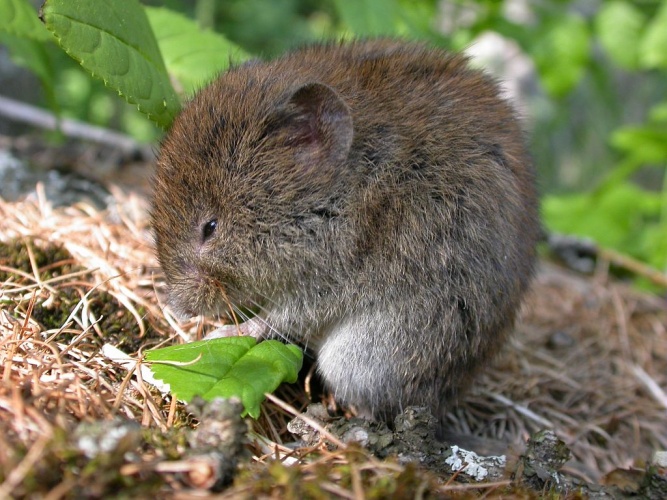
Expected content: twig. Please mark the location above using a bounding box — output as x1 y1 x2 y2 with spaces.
632 365 667 411
0 433 52 498
438 479 511 492
264 392 347 449
482 391 554 429
598 246 667 288
0 94 147 154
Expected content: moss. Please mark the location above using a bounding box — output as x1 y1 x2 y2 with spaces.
0 239 80 284
31 288 155 351
31 287 81 332
142 423 192 461
0 421 167 498
1 239 157 351
233 446 446 499
86 290 147 351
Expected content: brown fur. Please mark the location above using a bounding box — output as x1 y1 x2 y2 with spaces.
152 40 540 430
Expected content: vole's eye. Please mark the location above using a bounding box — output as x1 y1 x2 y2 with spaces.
202 219 218 242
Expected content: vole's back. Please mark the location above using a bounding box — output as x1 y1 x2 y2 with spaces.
154 40 540 432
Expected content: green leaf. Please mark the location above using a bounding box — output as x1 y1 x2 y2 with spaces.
145 7 250 97
640 0 667 68
595 1 646 70
611 125 667 164
41 0 180 128
649 101 667 123
333 0 398 36
543 183 663 266
0 31 52 83
531 14 590 97
145 337 303 419
0 30 60 117
0 0 52 40
395 0 438 39
0 0 57 111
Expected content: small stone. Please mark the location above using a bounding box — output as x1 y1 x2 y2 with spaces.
74 418 141 460
286 403 332 445
445 445 507 481
546 330 575 349
652 451 667 468
517 429 572 493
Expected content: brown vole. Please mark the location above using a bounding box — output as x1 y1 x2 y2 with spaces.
152 40 540 431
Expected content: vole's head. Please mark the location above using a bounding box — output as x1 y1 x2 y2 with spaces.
151 70 353 319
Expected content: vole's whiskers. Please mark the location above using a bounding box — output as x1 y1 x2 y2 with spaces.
207 278 290 342
212 279 241 328
243 297 286 340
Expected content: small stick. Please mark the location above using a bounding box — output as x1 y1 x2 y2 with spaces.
598 246 667 288
0 95 146 154
264 392 347 449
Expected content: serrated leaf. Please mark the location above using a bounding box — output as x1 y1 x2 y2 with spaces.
595 1 646 70
0 0 52 40
145 337 303 419
41 0 180 128
145 7 249 97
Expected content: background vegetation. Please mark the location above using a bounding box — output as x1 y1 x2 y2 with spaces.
1 0 666 283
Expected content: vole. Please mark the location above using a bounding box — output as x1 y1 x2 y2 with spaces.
152 40 540 432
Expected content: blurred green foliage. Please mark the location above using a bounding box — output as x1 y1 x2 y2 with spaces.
0 0 665 279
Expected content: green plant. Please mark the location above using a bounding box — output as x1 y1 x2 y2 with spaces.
1 0 59 112
146 337 303 418
0 0 249 136
542 0 667 277
40 0 180 128
37 0 249 128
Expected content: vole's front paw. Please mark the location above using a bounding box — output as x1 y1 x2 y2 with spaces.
205 318 268 339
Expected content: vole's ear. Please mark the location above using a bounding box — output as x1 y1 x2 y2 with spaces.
278 82 353 167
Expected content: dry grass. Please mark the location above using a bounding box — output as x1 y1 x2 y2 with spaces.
0 185 665 497
455 263 667 483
